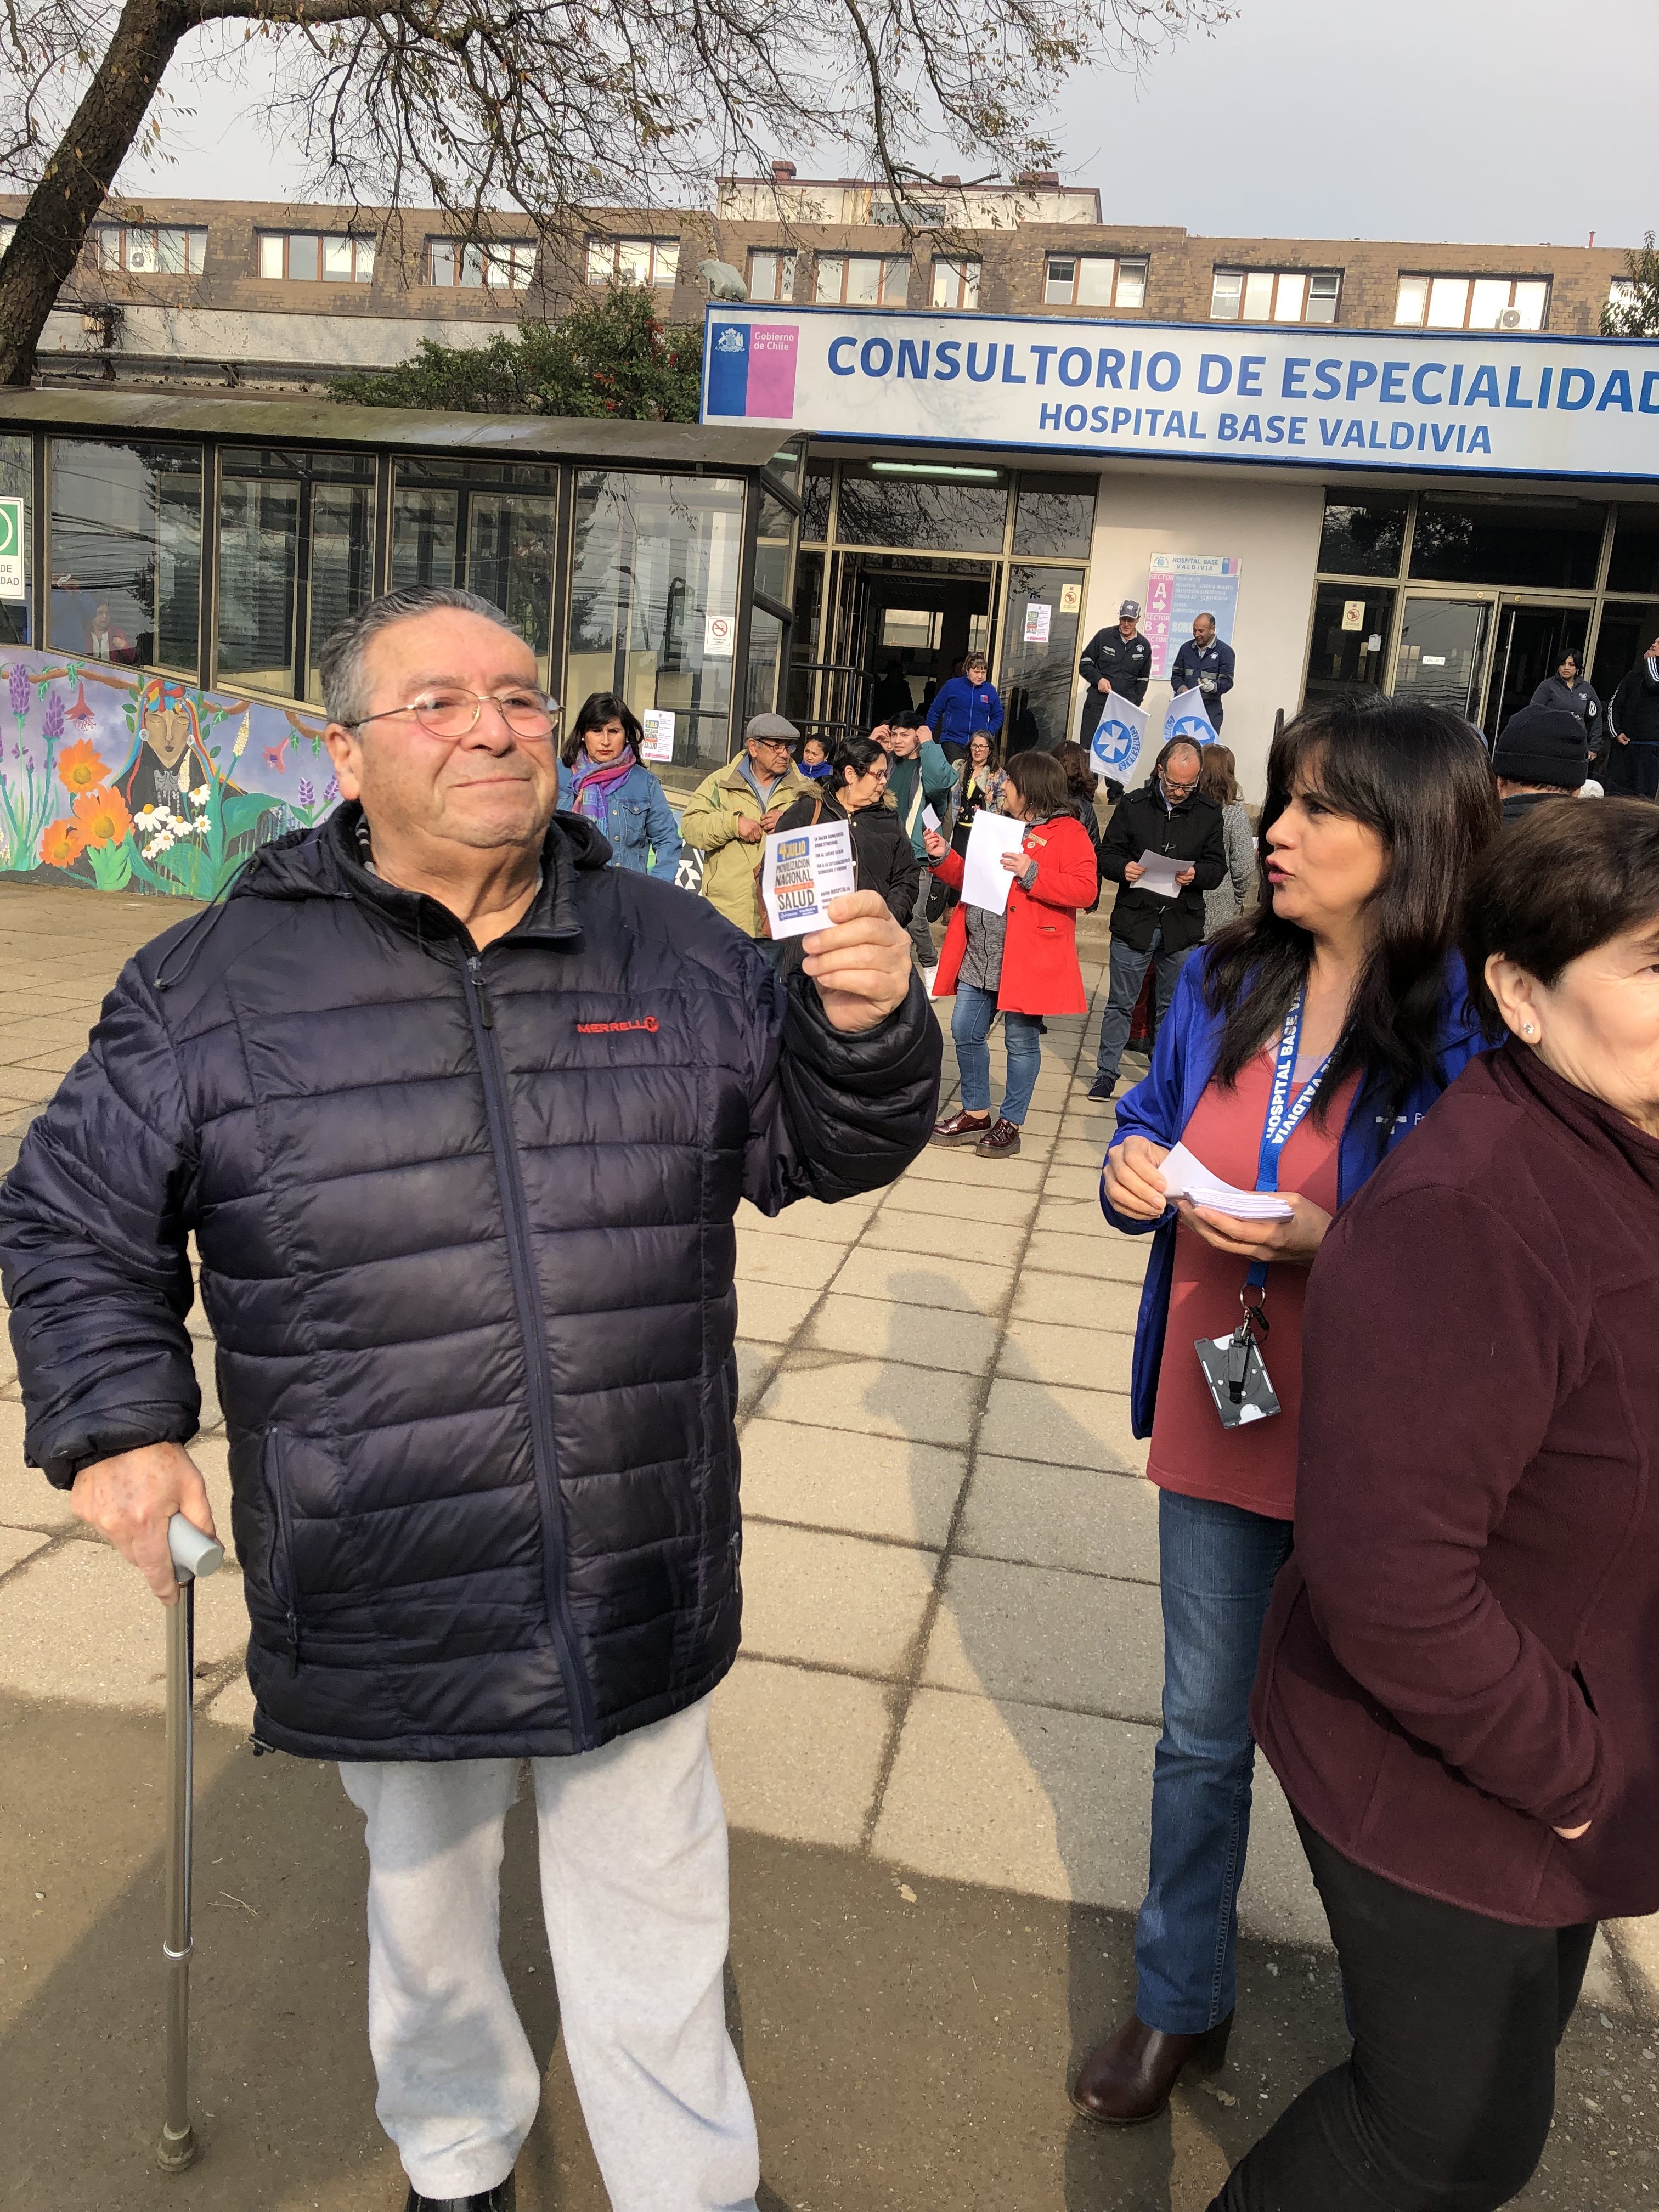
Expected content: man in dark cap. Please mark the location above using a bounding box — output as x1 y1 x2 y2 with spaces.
1491 702 1589 826
1079 599 1153 749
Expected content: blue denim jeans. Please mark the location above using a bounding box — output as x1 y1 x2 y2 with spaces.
1094 929 1192 1083
951 983 1042 1124
1136 1488 1295 2034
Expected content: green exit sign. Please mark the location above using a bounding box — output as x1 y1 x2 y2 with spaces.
0 496 23 597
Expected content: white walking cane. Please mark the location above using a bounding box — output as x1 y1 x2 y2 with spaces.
157 1511 225 2174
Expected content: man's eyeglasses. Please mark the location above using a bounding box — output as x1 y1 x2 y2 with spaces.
349 687 560 740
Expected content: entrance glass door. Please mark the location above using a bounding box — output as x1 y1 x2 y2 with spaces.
827 554 998 740
1480 602 1592 743
1393 597 1491 718
1001 565 1085 750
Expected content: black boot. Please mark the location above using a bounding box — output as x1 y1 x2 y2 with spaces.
404 2176 515 2212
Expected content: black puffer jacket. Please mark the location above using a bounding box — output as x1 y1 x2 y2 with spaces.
0 805 941 1762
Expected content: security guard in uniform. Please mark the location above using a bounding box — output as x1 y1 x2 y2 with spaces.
1079 599 1154 749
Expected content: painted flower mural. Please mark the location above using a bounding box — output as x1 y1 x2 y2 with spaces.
0 651 335 899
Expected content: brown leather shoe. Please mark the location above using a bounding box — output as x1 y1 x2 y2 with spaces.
1069 2010 1234 2124
930 1108 991 1147
973 1118 1022 1159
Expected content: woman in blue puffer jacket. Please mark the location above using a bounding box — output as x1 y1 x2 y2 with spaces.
557 691 684 878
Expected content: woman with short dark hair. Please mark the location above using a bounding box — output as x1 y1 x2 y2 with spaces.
557 690 682 878
1212 797 1659 2210
1073 696 1498 2128
772 731 919 929
922 748 1097 1160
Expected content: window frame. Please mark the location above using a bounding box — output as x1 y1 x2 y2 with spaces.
930 256 981 310
813 253 911 307
89 222 207 278
257 232 376 284
1041 253 1148 311
747 249 797 304
1210 266 1341 324
585 236 681 289
427 238 538 290
1393 272 1550 331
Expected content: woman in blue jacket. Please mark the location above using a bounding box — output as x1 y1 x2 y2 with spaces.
924 651 1004 761
558 692 684 878
1070 696 1499 2131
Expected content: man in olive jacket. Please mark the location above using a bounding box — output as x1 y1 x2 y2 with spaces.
679 712 815 934
0 587 940 2212
1090 737 1226 1098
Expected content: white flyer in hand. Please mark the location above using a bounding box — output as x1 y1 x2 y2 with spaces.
1135 848 1186 900
760 819 857 939
922 804 942 833
1159 1141 1293 1221
961 810 1028 914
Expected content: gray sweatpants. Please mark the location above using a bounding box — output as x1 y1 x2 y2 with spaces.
340 1696 759 2208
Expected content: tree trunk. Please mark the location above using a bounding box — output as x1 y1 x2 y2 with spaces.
0 0 189 385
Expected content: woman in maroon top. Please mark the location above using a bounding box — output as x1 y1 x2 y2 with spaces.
1215 799 1659 2210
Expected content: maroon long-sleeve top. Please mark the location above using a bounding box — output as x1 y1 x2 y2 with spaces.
1253 1042 1659 1927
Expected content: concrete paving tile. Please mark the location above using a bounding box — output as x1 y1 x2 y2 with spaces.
203 1669 258 1733
193 1435 236 1564
872 1688 1156 1909
0 1541 250 1711
1053 1138 1113 1171
895 1147 1049 1192
740 1522 937 1677
879 1178 1039 1228
192 1333 223 1433
998 1316 1137 1385
735 1339 774 1412
1041 1163 1108 1202
711 1656 891 1850
0 1401 75 1532
1581 1929 1632 2019
754 1355 978 1449
1608 1915 1659 2024
1029 1198 1110 1239
958 1457 1158 1582
1013 1267 1143 1334
732 1228 849 1292
1023 1228 1150 1284
0 1526 50 1574
732 1279 818 1345
860 1210 1026 1270
830 1247 1014 1319
741 1418 964 1548
736 1194 878 1246
806 1293 1000 1379
978 1376 1146 1474
1237 1766 1338 1950
924 1555 1164 1722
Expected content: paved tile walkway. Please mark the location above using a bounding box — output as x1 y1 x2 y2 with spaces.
0 878 1655 2034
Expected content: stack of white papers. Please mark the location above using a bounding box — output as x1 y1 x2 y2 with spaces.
1158 1142 1293 1221
1134 848 1186 900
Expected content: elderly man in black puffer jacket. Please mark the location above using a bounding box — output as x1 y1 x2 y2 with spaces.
0 585 940 2212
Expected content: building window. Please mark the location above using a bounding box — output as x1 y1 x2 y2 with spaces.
1211 268 1341 324
427 239 537 289
1043 254 1147 310
586 237 679 288
216 447 377 704
1394 274 1549 330
257 233 375 283
930 257 980 309
747 250 795 303
814 254 910 307
48 439 203 674
91 223 207 277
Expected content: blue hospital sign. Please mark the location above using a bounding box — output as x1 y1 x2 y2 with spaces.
701 307 1659 481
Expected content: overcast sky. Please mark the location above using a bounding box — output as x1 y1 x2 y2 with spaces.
127 0 1656 253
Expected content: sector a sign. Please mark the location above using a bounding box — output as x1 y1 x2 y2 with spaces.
703 307 1659 483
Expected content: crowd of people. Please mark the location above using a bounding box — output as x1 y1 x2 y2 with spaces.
4 578 1658 2212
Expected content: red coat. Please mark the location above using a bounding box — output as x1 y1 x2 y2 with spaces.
930 812 1096 1017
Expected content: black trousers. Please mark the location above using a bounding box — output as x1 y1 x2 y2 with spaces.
1210 1814 1595 2212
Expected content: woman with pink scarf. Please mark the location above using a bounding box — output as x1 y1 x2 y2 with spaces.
557 692 684 878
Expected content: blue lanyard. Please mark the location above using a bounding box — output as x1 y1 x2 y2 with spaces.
1246 989 1331 1294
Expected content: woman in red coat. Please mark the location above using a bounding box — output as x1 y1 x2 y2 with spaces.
924 748 1098 1160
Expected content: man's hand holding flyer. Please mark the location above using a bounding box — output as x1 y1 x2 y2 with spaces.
760 820 858 938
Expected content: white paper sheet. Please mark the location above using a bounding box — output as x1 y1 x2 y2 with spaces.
1158 1141 1293 1221
1135 847 1186 900
760 819 857 939
922 804 942 833
961 811 1028 915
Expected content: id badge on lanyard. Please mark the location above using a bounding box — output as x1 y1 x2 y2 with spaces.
1194 990 1329 1430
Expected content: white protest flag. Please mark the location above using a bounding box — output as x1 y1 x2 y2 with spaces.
1163 687 1217 749
1089 692 1149 782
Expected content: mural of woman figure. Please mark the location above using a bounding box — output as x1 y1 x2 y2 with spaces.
121 678 214 819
